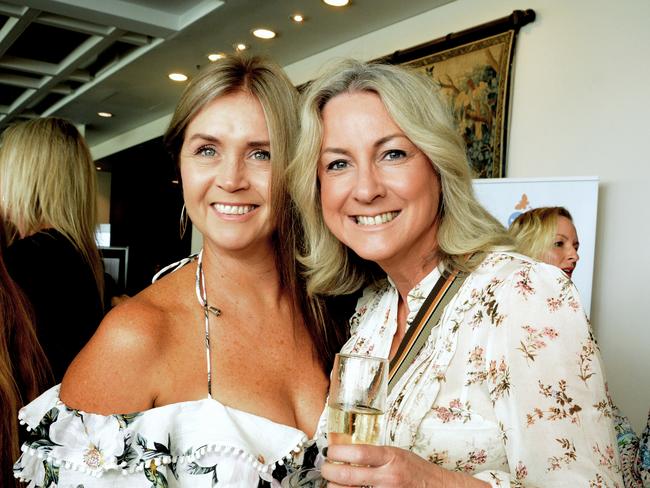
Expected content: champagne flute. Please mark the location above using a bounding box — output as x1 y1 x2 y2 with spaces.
327 353 389 446
283 353 388 487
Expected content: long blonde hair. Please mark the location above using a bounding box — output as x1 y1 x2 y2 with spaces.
0 222 51 487
163 55 347 368
288 59 513 296
509 207 573 260
0 118 104 300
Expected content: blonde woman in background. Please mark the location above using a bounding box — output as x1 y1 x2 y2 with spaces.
14 56 348 487
0 220 51 488
288 59 622 487
509 206 579 278
0 118 104 385
509 206 650 487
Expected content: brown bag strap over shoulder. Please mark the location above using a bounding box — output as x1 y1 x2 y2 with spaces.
388 269 467 395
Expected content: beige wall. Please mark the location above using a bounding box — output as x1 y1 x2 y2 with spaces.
92 0 650 430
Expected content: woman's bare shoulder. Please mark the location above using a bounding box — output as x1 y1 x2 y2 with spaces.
60 272 191 414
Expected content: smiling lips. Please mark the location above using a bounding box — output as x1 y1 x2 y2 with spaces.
213 203 258 215
353 211 400 226
563 267 575 278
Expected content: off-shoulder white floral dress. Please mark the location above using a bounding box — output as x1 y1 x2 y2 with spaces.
320 252 623 487
14 253 322 487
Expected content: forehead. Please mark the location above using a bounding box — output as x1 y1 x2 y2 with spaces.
323 91 389 118
186 91 268 136
556 216 577 237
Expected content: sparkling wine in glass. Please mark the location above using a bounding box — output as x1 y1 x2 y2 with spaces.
327 353 388 446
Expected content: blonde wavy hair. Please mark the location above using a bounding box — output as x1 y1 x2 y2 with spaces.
288 59 513 296
163 55 347 368
0 118 104 300
509 207 573 260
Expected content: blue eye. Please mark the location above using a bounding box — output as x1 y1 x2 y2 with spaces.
327 160 349 171
384 149 406 160
251 150 271 161
196 146 216 157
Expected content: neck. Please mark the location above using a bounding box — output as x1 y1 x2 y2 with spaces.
382 254 439 306
201 240 283 299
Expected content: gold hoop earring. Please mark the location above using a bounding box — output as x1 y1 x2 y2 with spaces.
179 204 188 239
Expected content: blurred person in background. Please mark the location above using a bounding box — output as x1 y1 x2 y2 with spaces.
0 219 51 487
0 117 105 385
508 206 579 279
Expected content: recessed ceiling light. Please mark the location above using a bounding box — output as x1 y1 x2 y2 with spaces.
168 73 188 82
323 0 349 5
252 28 276 39
208 53 225 61
97 111 113 118
235 43 248 51
291 14 305 23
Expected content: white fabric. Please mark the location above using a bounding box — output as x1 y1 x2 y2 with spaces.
15 385 313 487
326 251 623 487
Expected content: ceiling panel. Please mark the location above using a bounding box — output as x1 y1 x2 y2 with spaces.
0 0 456 148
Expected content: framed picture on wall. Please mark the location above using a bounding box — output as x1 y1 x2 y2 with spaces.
378 10 535 178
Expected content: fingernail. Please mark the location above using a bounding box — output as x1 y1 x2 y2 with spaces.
323 447 328 457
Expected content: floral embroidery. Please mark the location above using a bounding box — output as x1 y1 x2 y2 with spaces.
547 438 577 471
453 449 487 472
517 325 559 363
527 380 583 426
592 443 622 473
427 450 449 465
513 265 535 297
431 399 472 423
578 335 598 384
470 278 506 327
487 357 511 403
547 276 580 312
515 461 528 480
467 346 485 368
589 473 622 488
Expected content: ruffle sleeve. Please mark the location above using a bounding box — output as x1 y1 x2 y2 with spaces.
15 385 314 487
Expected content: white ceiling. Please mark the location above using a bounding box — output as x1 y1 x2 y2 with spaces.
0 0 454 146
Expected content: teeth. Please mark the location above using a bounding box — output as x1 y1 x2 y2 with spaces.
355 212 399 226
214 204 256 215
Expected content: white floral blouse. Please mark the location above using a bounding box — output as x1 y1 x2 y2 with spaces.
326 252 623 487
14 385 322 487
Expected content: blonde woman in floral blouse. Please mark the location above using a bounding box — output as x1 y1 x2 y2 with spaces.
288 60 623 487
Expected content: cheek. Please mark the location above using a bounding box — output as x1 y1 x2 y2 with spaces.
544 249 563 268
319 179 339 213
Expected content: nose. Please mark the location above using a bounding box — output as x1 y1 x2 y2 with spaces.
217 155 249 193
568 247 579 263
353 163 386 203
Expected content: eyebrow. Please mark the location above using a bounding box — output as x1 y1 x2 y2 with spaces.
185 133 270 147
321 133 407 155
556 233 580 244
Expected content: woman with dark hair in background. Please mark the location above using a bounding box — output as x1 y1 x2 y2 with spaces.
0 220 51 488
14 56 348 487
0 117 105 385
